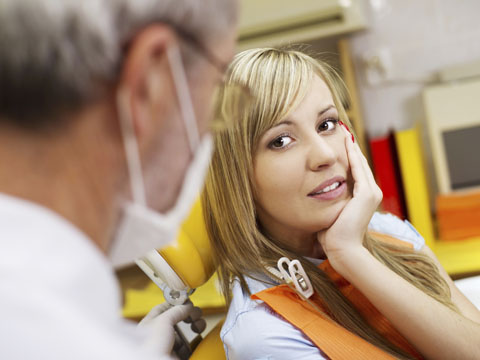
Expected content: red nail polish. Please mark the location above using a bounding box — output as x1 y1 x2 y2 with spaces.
339 121 355 143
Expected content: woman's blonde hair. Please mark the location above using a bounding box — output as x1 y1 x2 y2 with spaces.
202 48 456 359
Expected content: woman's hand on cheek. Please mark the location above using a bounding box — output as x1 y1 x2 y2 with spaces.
317 127 382 271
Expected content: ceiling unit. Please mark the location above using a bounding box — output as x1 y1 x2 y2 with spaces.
238 0 367 50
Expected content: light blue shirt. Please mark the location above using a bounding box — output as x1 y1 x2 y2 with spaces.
221 212 425 360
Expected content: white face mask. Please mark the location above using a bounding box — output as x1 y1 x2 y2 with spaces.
109 45 213 269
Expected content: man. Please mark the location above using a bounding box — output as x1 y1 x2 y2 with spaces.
0 0 237 358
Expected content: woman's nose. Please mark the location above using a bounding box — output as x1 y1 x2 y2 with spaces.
306 135 336 171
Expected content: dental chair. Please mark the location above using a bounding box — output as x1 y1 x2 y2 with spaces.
135 199 226 360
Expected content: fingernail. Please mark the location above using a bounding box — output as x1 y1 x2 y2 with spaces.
339 121 355 143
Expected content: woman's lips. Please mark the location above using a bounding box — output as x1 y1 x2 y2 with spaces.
308 176 346 195
308 180 347 201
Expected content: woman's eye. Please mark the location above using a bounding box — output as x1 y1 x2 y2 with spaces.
318 119 338 132
269 135 293 149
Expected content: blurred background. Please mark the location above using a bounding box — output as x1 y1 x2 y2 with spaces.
120 0 480 339
231 0 480 277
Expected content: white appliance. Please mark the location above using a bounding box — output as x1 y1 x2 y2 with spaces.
238 0 367 50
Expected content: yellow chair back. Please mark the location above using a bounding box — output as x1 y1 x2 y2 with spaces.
159 199 216 289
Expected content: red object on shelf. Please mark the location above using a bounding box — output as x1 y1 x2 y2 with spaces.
369 134 407 219
437 191 480 241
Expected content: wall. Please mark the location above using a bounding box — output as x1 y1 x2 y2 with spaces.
349 0 480 138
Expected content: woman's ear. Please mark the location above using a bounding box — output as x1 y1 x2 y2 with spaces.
117 24 178 139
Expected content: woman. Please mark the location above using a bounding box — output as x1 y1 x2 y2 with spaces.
202 48 480 359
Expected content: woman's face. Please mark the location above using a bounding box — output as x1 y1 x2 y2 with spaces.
253 74 353 256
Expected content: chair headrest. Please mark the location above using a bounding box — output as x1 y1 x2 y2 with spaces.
158 198 216 290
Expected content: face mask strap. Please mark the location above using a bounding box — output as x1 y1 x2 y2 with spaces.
116 88 147 206
166 43 200 153
116 44 201 208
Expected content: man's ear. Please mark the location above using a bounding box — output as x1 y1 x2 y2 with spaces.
117 24 178 138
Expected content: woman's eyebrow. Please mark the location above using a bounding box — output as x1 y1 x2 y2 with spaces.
270 120 294 130
269 105 336 131
318 104 336 116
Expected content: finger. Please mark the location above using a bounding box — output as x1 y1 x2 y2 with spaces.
188 306 203 322
186 305 205 333
159 302 194 326
181 300 195 323
191 318 207 334
340 121 355 143
344 129 368 191
353 142 376 185
352 141 383 206
353 142 369 171
139 302 172 326
352 142 382 199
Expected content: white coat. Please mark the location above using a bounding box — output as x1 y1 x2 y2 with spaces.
0 193 160 359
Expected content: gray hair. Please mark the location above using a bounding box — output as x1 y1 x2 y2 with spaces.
0 0 237 128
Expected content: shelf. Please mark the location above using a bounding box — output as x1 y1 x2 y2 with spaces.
432 237 480 277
